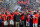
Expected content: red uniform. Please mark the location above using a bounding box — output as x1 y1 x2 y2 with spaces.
21 14 25 20
26 15 30 22
7 14 13 20
21 13 25 21
33 14 39 24
15 12 18 15
2 14 8 26
2 14 7 20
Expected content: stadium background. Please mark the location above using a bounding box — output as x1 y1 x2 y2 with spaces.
0 0 40 12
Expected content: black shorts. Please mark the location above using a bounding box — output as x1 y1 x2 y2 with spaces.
0 22 2 27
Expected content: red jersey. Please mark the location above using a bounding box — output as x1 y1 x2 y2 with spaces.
21 13 25 21
26 15 30 22
7 14 13 20
2 14 7 20
33 14 39 24
21 14 25 20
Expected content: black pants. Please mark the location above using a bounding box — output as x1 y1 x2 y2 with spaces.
24 22 26 27
0 22 2 27
38 23 40 27
38 25 40 27
8 25 10 27
4 25 7 27
20 23 23 27
9 25 14 27
30 20 33 27
20 21 24 27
